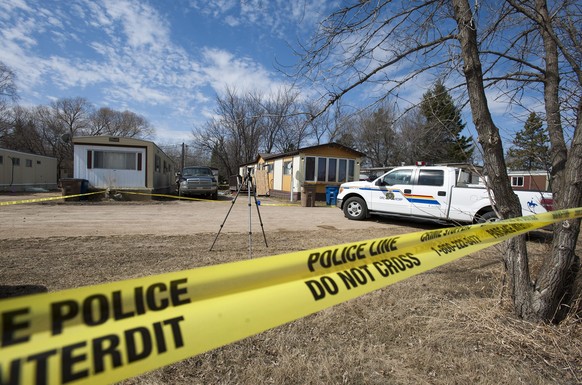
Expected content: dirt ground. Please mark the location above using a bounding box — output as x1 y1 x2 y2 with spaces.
1 192 580 384
0 192 412 238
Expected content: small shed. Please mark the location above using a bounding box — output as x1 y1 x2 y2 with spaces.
0 148 58 192
507 170 550 192
72 136 177 194
239 143 365 201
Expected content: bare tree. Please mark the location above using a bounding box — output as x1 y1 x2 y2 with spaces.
193 88 263 177
396 108 427 165
260 88 313 153
297 0 581 323
51 97 93 138
195 87 316 175
352 102 399 167
501 0 582 322
0 61 17 102
88 107 155 138
304 100 350 145
1 107 44 154
0 61 18 142
88 107 114 136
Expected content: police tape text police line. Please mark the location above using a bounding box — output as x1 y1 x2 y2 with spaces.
1 316 185 385
306 237 400 272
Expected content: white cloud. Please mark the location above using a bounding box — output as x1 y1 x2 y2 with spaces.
224 15 240 27
0 0 308 143
187 0 333 38
0 0 32 14
201 47 289 96
101 0 170 50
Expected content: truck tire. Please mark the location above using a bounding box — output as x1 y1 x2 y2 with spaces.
343 197 368 220
477 211 498 223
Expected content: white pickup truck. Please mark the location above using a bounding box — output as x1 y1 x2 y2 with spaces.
336 165 553 223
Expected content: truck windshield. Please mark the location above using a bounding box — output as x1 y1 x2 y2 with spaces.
183 168 213 177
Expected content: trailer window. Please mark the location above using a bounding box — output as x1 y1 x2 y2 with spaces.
305 156 355 182
283 161 292 175
511 176 524 187
418 170 444 186
94 151 137 170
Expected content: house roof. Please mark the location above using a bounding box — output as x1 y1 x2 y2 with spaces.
0 147 57 160
242 143 365 166
72 135 156 146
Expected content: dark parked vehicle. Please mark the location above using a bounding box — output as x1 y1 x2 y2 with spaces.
176 166 218 199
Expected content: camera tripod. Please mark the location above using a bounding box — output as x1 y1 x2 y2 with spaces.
210 169 268 258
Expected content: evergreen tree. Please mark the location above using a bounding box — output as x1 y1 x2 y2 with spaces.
506 112 550 171
419 81 474 163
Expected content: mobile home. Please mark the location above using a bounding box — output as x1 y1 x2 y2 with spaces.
72 136 176 194
0 148 57 192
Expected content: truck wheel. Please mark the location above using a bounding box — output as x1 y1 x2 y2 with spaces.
343 197 368 220
211 191 218 200
477 211 498 223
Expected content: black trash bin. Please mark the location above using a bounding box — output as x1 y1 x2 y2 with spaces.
326 185 339 206
61 178 89 201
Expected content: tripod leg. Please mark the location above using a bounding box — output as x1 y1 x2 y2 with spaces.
209 179 244 251
251 181 268 248
247 177 252 259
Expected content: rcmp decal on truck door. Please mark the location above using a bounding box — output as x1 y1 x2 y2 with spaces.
381 189 403 201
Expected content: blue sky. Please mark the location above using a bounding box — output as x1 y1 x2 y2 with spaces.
0 0 335 145
1 0 537 151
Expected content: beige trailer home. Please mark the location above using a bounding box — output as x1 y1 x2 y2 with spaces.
72 136 176 194
240 143 365 202
0 148 57 192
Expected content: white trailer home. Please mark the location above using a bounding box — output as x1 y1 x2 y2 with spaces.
72 136 176 195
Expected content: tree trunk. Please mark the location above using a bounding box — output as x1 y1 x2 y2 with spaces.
527 0 582 323
452 0 536 318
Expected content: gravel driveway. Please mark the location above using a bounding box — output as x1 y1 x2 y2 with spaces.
0 192 417 239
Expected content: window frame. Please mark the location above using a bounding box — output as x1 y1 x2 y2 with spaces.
304 156 356 183
283 161 292 175
511 176 524 187
417 169 444 186
93 150 138 170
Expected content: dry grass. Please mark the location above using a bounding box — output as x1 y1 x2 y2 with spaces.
1 227 580 384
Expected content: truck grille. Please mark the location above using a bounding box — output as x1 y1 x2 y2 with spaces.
187 178 213 188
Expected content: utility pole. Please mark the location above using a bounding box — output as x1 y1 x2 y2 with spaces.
181 142 185 170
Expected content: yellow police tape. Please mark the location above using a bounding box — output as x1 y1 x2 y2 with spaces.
0 191 106 206
1 208 580 384
121 191 306 206
0 190 300 206
120 191 213 201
